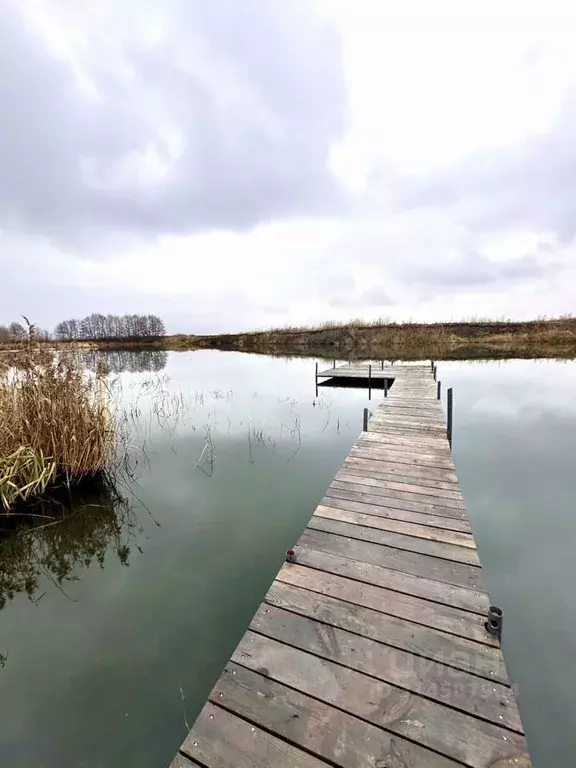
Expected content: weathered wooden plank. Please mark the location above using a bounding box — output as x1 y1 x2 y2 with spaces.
169 755 201 768
286 543 489 614
320 365 430 374
358 434 453 453
337 467 459 492
350 447 456 471
371 407 445 420
326 485 468 521
319 371 430 379
344 456 459 484
277 564 495 644
316 505 475 547
212 663 459 768
369 423 448 436
371 402 445 415
370 416 447 431
300 528 484 590
362 434 452 454
308 516 480 566
320 494 471 532
264 580 505 681
336 472 464 501
340 472 466 510
356 439 454 461
362 430 452 450
232 634 530 768
330 479 467 512
360 435 450 451
352 445 456 467
180 701 331 767
334 474 464 503
249 605 523 732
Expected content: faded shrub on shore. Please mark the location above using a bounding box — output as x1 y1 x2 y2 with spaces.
0 348 116 510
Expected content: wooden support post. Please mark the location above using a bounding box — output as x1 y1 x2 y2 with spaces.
447 387 453 448
384 377 388 397
431 359 435 371
368 364 372 400
433 365 437 382
437 380 442 400
315 362 319 398
332 360 336 369
362 407 369 432
381 360 384 370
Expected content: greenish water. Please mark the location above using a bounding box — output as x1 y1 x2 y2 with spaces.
0 352 575 767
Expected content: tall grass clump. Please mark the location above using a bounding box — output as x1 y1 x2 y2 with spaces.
0 347 116 511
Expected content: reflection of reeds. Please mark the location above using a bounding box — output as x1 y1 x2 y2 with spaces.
0 478 138 613
195 425 216 476
286 413 302 463
0 347 117 510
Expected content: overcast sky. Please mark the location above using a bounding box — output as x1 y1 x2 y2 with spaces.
1 0 575 333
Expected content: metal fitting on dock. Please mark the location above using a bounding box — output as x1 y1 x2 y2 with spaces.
485 605 503 639
286 549 297 564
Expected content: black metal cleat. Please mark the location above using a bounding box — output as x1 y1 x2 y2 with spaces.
485 605 503 639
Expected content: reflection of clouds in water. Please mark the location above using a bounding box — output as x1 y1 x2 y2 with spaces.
81 349 168 374
443 360 576 419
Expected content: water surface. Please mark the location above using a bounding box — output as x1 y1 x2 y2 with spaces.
0 352 574 767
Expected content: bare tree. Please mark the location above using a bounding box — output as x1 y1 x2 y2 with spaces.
8 322 26 341
53 313 166 341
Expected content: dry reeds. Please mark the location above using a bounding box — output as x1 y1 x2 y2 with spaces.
0 347 116 510
190 316 576 361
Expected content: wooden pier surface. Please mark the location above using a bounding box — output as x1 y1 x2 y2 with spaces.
170 363 531 768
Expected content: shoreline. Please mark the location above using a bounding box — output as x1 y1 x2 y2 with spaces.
1 317 576 361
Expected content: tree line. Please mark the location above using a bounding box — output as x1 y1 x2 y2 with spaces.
54 313 166 341
0 321 51 343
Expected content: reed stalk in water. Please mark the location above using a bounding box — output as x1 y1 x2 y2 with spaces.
0 347 116 510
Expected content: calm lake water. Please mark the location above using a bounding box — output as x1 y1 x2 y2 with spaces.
1 351 575 767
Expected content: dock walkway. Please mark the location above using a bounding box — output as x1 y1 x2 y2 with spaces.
170 363 531 768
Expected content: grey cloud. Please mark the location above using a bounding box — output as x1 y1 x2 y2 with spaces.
328 286 393 309
396 94 576 242
360 286 393 306
0 0 346 250
400 248 567 294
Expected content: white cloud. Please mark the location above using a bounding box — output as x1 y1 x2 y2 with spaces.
1 0 576 333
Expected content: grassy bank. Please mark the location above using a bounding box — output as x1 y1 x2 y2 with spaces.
128 317 576 360
3 317 576 360
0 348 116 511
191 318 576 360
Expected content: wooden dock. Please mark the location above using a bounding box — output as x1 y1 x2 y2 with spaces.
170 363 531 768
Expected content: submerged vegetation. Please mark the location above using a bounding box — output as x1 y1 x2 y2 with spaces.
0 346 117 511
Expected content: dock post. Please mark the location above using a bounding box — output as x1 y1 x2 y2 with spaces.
315 362 319 398
437 380 442 400
447 387 453 447
362 407 369 432
368 364 372 400
433 365 437 381
332 360 336 369
384 377 388 397
381 360 384 370
431 359 435 371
